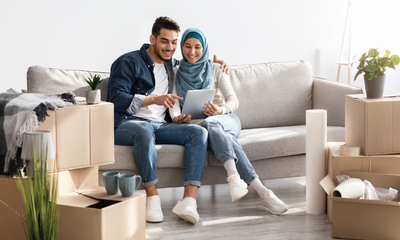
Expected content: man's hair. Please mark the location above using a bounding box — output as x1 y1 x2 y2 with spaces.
151 16 180 38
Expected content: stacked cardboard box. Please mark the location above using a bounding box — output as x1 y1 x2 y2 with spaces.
322 94 400 240
0 101 146 240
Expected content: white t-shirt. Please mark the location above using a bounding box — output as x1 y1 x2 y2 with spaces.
134 63 169 122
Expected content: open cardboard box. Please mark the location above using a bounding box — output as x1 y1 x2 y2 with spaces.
345 94 400 156
0 166 146 240
57 186 146 240
320 171 400 240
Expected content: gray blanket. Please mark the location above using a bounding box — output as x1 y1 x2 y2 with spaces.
0 91 75 176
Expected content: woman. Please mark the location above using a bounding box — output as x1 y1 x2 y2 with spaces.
170 28 289 216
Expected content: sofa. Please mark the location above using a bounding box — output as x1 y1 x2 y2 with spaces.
26 60 363 188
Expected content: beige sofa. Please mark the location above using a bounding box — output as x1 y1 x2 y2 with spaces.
26 60 363 188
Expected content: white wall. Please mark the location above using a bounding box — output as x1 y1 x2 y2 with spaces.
1 0 399 93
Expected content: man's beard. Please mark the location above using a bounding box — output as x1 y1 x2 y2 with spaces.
154 42 172 62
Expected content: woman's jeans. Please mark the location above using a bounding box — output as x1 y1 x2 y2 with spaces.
114 116 208 187
201 112 258 184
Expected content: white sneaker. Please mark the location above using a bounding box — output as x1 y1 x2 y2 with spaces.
260 190 289 215
172 197 199 224
227 174 248 202
146 195 164 223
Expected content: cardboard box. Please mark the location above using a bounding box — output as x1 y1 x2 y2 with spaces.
0 166 99 240
327 142 400 221
0 176 26 240
328 142 400 186
57 186 146 240
37 101 114 171
0 166 146 240
321 171 400 240
345 94 400 155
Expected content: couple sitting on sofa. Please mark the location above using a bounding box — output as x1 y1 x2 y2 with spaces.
107 16 288 225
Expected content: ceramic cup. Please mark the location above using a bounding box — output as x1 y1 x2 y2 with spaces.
118 173 142 197
103 171 120 195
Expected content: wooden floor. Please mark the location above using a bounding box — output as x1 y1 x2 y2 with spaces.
144 176 342 240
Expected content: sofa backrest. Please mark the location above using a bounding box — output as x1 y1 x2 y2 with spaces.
27 66 110 101
229 60 313 129
27 61 313 129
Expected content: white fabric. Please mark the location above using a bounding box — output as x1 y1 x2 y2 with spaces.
249 177 269 196
134 63 168 122
223 159 238 177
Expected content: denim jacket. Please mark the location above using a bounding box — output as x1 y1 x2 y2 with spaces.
107 44 180 127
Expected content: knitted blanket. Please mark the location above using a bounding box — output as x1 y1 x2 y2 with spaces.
0 91 76 176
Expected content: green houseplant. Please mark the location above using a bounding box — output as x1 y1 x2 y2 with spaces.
352 48 400 98
85 74 103 104
1 132 59 240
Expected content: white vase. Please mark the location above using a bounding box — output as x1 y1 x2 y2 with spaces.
86 89 101 104
332 178 364 199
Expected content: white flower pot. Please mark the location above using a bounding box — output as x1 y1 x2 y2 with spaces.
86 89 101 104
332 178 364 199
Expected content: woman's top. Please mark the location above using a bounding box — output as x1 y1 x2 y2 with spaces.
169 63 239 120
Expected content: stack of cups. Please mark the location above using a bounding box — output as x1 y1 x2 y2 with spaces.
103 172 142 197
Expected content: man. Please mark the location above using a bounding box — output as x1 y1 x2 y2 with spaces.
107 16 227 225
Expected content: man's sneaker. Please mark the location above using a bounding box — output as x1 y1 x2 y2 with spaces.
172 197 199 224
227 174 248 202
260 190 289 215
146 195 164 223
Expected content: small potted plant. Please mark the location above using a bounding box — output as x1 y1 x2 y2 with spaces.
86 74 103 104
352 48 399 99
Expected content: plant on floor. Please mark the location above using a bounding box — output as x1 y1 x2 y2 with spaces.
352 48 400 81
86 74 103 90
1 140 60 240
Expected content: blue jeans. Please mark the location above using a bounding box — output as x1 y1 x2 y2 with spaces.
201 112 258 184
114 116 208 187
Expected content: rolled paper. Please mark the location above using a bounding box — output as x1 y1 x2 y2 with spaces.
306 109 327 214
332 178 364 199
340 144 360 156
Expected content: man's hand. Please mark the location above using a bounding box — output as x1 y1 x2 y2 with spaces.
144 94 183 108
203 101 223 116
173 114 191 124
213 55 229 75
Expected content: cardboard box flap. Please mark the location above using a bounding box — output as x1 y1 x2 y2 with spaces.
320 175 336 195
76 186 134 201
351 94 400 103
57 192 99 208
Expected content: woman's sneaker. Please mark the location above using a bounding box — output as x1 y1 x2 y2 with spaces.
227 174 248 202
172 197 200 224
260 190 289 215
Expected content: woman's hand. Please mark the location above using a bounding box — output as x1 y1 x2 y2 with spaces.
173 114 191 124
203 101 223 116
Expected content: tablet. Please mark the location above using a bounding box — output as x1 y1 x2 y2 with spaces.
182 89 216 119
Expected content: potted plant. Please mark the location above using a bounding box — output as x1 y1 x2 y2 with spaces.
352 48 400 98
86 74 103 104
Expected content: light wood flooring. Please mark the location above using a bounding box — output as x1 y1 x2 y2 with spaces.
143 176 343 240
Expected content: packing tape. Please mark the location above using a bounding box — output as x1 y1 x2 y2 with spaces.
340 145 360 157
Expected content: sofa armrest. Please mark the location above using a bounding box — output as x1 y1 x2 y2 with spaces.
312 77 363 127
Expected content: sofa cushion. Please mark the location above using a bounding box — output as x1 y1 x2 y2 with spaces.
229 60 313 129
207 125 345 166
27 66 110 101
101 125 346 171
100 144 199 171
